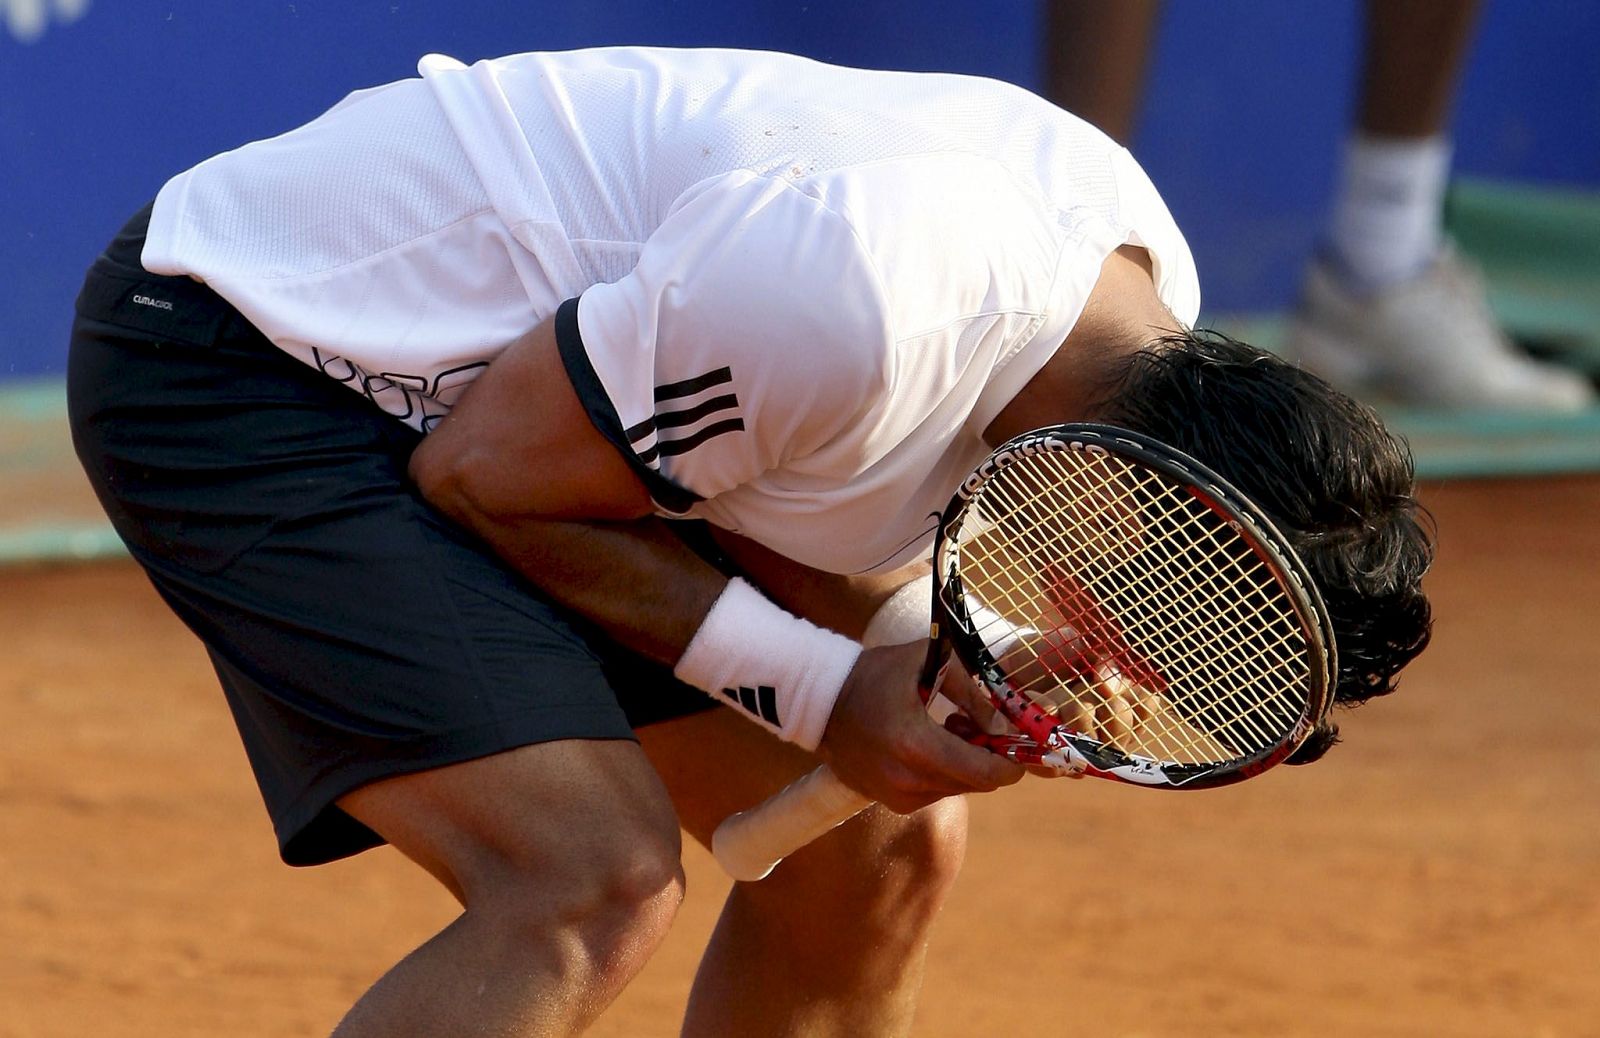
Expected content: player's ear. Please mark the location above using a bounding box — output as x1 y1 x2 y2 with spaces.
1284 720 1340 765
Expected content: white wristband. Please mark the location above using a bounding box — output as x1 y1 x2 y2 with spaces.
673 577 862 751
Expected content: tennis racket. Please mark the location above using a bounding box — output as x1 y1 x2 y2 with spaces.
711 423 1336 882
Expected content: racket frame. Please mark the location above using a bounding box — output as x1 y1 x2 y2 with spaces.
930 423 1338 789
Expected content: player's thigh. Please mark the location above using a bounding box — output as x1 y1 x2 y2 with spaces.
340 737 683 909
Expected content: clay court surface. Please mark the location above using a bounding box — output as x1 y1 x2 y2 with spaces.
2 477 1597 1037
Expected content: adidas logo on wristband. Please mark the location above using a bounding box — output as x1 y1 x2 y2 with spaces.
721 685 781 727
675 577 861 751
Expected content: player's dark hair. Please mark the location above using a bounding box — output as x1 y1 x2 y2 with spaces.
1095 329 1435 764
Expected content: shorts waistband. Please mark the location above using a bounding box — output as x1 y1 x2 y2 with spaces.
74 201 247 348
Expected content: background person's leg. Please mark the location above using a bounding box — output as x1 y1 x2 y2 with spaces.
1322 0 1477 293
1290 0 1595 410
1357 0 1480 139
1042 0 1161 145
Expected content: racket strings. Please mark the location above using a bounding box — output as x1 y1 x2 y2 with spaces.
987 462 1307 759
948 449 1311 766
961 520 1291 761
1004 467 1305 758
1077 486 1309 741
1089 461 1312 741
962 474 1265 757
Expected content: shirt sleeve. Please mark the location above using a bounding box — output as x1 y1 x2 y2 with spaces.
1110 147 1202 327
561 169 894 515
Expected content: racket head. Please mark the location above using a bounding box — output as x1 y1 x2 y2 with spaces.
931 423 1336 789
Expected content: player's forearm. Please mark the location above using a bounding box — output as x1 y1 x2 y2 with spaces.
426 489 725 667
704 528 927 640
428 481 868 750
412 411 929 757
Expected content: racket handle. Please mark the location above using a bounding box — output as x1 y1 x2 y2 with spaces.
713 574 928 881
712 764 873 882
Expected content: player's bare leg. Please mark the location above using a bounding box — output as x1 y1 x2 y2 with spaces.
641 707 967 1038
329 739 685 1037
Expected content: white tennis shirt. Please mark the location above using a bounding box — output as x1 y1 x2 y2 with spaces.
142 47 1200 574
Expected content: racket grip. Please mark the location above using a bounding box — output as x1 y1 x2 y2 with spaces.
711 765 873 882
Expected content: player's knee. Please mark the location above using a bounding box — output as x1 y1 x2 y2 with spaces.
780 794 967 935
471 821 686 988
543 829 686 956
570 828 685 926
868 795 968 917
766 796 967 970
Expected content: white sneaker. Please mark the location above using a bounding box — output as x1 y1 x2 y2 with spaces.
1285 245 1596 411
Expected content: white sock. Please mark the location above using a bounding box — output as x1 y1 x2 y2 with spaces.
1326 133 1453 295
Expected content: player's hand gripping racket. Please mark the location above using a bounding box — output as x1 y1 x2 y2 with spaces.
712 423 1337 882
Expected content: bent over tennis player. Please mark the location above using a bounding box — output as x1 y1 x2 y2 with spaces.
68 47 1433 1037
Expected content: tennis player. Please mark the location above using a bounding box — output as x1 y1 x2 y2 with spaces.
68 47 1433 1037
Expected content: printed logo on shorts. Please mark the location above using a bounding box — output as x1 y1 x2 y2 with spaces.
131 293 174 311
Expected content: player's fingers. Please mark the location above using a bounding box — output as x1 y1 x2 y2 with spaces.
1094 665 1137 745
940 711 986 741
857 751 986 815
842 719 1022 815
940 717 1078 782
922 723 1026 793
893 715 1025 798
1131 684 1156 727
933 664 1005 733
1059 694 1096 740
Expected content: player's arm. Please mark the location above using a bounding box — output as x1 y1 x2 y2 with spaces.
410 312 902 653
409 315 1022 810
409 313 719 663
704 529 921 640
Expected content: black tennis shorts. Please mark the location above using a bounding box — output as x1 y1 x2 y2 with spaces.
67 204 716 867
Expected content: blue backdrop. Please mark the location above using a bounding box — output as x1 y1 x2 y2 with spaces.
4 0 1597 379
